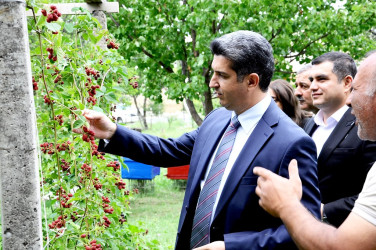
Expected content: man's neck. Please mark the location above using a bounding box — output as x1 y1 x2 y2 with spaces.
320 104 347 124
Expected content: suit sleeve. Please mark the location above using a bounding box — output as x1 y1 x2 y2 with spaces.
98 125 198 167
324 195 358 227
324 140 376 227
224 135 321 249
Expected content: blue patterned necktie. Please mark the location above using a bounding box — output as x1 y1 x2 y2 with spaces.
190 115 241 249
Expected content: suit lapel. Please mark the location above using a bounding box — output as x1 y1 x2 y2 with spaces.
213 103 277 219
188 113 231 202
304 117 318 136
318 108 355 164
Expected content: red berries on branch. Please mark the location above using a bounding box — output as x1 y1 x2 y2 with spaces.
107 161 120 171
56 141 71 152
81 163 92 173
40 142 54 154
93 178 103 190
46 47 57 62
85 67 100 80
60 159 70 172
32 76 38 90
54 114 64 126
103 216 111 227
42 5 62 23
115 179 126 190
105 38 119 50
48 215 66 229
85 239 102 250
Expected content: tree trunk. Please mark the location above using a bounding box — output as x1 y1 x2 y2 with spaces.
133 95 148 130
185 98 203 126
203 67 214 116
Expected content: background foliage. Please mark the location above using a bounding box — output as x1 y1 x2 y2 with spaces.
109 0 376 125
27 2 158 249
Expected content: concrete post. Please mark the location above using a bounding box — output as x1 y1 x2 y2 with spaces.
92 9 108 50
0 0 43 249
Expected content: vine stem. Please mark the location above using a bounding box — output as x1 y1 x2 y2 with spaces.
30 4 65 236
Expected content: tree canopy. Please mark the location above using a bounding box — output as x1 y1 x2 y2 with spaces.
109 0 376 125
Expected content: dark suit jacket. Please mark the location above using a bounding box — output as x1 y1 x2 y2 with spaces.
100 101 321 249
304 108 376 227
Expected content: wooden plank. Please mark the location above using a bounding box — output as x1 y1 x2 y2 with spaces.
26 2 119 16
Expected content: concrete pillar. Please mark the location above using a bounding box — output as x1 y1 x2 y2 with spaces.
0 0 43 249
92 9 108 50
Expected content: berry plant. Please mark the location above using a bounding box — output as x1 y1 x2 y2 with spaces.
26 2 157 249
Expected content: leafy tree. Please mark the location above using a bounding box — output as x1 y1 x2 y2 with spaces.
109 0 376 126
26 2 158 248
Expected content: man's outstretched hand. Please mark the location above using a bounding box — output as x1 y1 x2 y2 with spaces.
73 109 117 140
253 159 302 218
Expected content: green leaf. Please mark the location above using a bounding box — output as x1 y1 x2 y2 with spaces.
64 22 75 33
93 106 104 113
73 119 85 129
45 22 61 32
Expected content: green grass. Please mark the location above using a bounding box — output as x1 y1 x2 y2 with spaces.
127 169 186 249
123 117 193 249
125 115 198 138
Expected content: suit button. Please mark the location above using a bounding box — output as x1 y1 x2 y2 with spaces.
185 205 188 211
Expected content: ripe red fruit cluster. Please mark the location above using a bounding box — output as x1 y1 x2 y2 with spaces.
54 74 63 84
85 67 100 80
102 196 110 203
82 126 95 143
130 81 139 89
124 190 130 195
85 239 102 250
32 76 38 90
93 178 102 190
119 217 126 224
103 203 114 214
60 159 70 172
87 85 100 105
48 215 66 229
133 188 139 194
59 193 73 208
43 91 54 105
40 142 54 154
56 141 71 152
44 5 62 23
105 38 119 49
71 211 78 222
103 216 111 227
46 47 57 61
54 114 64 126
115 180 126 190
81 163 92 173
107 161 120 171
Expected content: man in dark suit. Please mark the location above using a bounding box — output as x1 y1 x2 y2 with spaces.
304 52 376 227
78 31 321 249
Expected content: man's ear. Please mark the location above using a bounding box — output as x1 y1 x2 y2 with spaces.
343 75 353 93
248 73 260 88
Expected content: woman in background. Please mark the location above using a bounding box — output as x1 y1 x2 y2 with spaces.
268 79 310 128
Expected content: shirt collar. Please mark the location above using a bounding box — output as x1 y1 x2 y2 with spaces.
233 95 271 134
314 105 349 126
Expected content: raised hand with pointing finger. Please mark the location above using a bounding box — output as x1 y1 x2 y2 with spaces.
253 159 302 218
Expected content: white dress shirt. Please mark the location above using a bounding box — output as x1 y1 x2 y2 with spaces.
200 95 271 222
311 105 349 156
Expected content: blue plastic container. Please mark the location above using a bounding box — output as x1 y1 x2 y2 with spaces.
121 157 160 180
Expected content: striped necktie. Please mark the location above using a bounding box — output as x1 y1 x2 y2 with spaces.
190 115 241 249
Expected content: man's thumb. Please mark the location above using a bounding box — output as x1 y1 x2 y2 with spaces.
288 159 300 183
288 159 303 199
